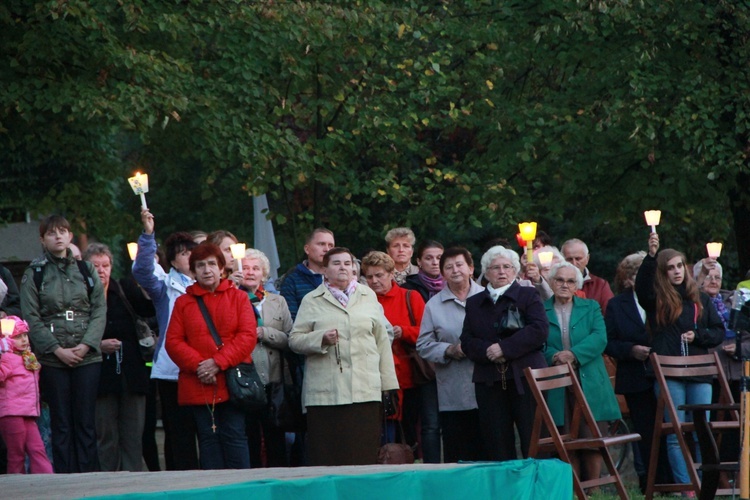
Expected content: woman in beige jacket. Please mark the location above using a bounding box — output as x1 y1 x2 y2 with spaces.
290 247 398 466
240 248 292 467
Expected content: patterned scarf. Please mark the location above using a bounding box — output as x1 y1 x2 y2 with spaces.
247 284 265 327
14 347 41 371
325 278 358 307
712 295 735 339
417 270 445 299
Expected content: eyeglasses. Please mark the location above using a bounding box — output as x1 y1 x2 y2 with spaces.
704 275 722 282
553 278 577 287
487 264 514 272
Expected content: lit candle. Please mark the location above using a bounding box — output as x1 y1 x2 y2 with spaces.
643 210 661 233
518 222 537 264
230 243 246 272
538 251 554 268
706 242 722 259
127 242 138 261
127 172 150 210
0 318 16 338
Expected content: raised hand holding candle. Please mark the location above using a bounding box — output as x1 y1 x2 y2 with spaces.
518 222 537 264
127 242 138 261
538 251 553 269
127 172 150 210
644 210 661 233
0 318 16 338
706 242 722 259
230 243 246 272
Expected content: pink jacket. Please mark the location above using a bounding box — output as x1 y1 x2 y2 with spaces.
0 352 41 418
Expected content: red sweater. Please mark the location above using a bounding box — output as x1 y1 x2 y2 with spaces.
376 282 425 390
166 279 257 406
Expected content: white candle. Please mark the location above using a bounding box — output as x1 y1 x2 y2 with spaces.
127 242 138 261
706 242 722 259
643 210 661 233
0 318 16 338
538 251 554 268
128 172 150 210
230 243 246 272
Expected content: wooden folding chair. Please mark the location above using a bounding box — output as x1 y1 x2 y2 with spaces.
645 352 739 499
524 363 641 500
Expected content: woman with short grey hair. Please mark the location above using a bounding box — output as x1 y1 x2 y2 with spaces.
385 227 418 285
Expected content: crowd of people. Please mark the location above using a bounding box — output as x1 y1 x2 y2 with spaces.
0 210 748 497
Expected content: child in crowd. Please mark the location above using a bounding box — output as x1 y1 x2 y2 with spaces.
0 316 53 474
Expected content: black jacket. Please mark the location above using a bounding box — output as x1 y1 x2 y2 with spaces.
0 264 22 317
98 277 156 396
460 282 549 393
604 289 652 393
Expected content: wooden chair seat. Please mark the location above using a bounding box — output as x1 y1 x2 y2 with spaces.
524 363 641 499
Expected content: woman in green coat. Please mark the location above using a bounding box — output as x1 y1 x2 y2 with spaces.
544 262 620 485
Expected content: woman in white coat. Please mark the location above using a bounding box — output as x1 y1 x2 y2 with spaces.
289 247 398 466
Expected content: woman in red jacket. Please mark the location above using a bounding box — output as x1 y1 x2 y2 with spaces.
361 251 425 452
166 242 257 469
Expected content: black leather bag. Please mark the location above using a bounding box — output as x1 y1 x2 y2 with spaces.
267 352 305 431
501 305 525 331
196 296 266 412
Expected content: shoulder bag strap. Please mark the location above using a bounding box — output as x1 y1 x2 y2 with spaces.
196 295 223 349
112 280 141 323
405 290 417 327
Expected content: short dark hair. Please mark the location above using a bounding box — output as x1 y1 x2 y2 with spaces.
440 247 473 273
415 240 444 260
306 227 334 245
39 215 71 237
322 247 355 267
165 232 198 264
189 242 226 272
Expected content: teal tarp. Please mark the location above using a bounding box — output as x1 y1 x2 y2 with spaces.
92 459 572 500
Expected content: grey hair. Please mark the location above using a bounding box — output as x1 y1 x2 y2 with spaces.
385 227 416 246
243 248 271 282
549 262 584 290
532 245 564 267
693 260 723 280
561 238 589 256
82 242 113 265
480 245 521 276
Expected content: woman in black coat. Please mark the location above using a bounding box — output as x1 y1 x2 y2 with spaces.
461 246 549 461
605 251 670 491
84 244 155 472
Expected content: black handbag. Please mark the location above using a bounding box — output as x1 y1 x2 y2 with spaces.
267 352 305 432
113 280 157 362
501 305 525 331
195 296 267 412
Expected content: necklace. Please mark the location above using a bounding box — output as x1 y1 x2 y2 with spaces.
114 346 122 375
205 386 218 433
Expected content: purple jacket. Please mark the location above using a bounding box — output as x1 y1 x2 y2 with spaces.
461 282 549 393
0 351 41 418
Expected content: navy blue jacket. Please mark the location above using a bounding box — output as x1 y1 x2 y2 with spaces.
280 262 324 320
460 282 549 393
604 289 652 393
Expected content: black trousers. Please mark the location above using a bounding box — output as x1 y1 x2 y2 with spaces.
157 380 199 470
475 379 536 462
142 378 160 471
440 409 485 463
624 388 672 484
246 404 287 467
41 363 100 473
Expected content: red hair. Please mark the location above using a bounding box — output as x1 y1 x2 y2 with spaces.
189 242 226 272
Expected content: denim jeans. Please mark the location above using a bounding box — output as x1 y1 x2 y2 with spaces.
192 402 250 469
654 379 712 484
420 380 441 463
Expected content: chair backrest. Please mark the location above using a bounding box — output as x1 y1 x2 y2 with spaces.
524 362 604 453
651 352 736 408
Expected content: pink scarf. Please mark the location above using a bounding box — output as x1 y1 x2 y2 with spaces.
325 279 358 307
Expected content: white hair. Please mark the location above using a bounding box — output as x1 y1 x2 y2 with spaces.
243 248 271 282
480 245 521 276
549 262 584 290
561 238 589 256
693 260 723 280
